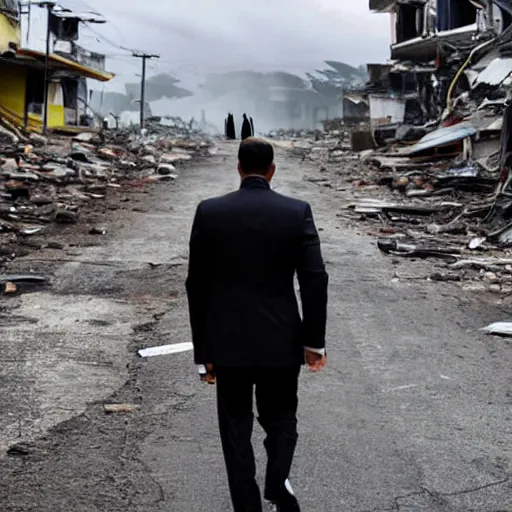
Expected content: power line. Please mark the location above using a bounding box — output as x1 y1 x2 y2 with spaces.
81 23 130 52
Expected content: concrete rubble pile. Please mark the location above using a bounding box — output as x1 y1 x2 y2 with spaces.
0 119 214 274
294 116 512 296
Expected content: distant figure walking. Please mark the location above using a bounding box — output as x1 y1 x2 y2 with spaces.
241 113 252 140
225 113 236 140
250 117 255 136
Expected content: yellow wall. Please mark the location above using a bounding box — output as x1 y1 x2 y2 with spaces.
45 82 64 127
0 61 27 126
47 105 65 127
0 59 70 132
0 12 20 54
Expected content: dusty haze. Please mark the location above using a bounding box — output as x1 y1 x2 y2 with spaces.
25 0 390 130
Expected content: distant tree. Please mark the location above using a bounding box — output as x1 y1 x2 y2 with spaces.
325 61 367 81
198 62 367 102
307 61 368 97
125 73 192 102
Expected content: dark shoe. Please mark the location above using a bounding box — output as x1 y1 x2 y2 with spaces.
271 480 300 512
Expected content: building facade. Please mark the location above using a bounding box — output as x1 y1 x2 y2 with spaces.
370 0 511 61
366 0 512 139
0 2 113 133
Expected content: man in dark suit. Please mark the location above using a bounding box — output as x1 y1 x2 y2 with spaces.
186 138 328 512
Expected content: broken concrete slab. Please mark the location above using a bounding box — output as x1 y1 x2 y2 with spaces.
104 403 139 414
158 163 176 175
55 209 78 224
160 152 193 164
73 132 96 143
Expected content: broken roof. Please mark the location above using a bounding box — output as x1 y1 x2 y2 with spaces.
472 57 512 89
51 10 106 23
391 24 480 61
16 48 114 82
408 122 477 156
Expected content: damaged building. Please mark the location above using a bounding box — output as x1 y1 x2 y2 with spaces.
366 0 512 144
0 3 113 134
323 0 512 286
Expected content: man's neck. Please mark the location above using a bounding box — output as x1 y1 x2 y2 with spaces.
241 174 268 182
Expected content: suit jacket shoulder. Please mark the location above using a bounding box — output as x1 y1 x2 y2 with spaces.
271 190 310 212
199 188 310 219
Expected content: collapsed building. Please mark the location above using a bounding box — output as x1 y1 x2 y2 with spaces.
367 0 512 149
297 0 512 292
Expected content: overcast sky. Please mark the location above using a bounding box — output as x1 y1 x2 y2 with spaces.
27 0 390 88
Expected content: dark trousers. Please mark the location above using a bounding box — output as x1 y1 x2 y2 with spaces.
216 367 301 512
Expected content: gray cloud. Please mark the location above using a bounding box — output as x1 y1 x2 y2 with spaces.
26 0 391 95
62 0 390 75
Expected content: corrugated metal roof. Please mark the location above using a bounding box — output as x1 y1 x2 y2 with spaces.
16 48 114 82
408 122 477 155
473 58 512 88
51 10 106 23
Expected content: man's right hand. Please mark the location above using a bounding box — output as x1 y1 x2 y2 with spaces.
200 363 216 384
305 349 327 372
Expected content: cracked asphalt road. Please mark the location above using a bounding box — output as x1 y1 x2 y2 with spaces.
1 141 512 511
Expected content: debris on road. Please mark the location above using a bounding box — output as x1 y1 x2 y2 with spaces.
89 226 107 235
138 341 194 358
281 10 512 298
481 322 512 337
0 118 214 270
0 274 49 295
104 403 139 414
7 442 35 457
3 281 16 294
0 274 48 284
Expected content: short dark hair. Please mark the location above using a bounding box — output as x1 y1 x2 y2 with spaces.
238 137 274 175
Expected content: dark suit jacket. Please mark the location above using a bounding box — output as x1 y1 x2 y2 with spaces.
186 176 328 368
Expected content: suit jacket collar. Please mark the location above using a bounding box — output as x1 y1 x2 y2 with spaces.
240 176 271 190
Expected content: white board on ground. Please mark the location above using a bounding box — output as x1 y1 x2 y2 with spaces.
481 322 512 336
138 342 193 358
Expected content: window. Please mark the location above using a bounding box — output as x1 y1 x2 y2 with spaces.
437 0 478 31
395 3 428 43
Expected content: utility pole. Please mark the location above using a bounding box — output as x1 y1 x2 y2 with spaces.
19 1 33 47
35 2 56 135
132 52 159 128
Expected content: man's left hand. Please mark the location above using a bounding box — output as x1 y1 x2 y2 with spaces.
305 350 327 372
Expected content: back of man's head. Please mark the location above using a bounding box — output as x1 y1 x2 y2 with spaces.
238 137 275 177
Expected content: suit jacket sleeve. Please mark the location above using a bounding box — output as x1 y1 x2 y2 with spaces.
296 203 328 351
186 203 209 364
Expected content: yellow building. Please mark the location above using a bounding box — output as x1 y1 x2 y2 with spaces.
0 49 114 133
0 4 113 133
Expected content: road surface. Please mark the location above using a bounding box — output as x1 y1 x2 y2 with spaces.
1 141 511 511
